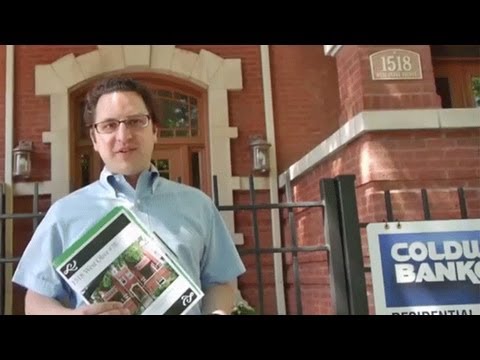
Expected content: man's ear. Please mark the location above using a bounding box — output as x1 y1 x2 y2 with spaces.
153 125 158 143
89 128 98 151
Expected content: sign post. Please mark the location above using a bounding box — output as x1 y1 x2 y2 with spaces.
367 219 480 315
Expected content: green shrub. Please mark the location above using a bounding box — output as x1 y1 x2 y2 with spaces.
231 302 256 315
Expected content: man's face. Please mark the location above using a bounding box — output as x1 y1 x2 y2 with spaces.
90 91 157 177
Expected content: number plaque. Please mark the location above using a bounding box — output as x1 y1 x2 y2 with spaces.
369 49 423 80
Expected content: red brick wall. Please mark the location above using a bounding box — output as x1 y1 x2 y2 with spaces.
14 45 97 182
270 45 341 173
280 127 480 314
179 46 340 178
336 45 442 124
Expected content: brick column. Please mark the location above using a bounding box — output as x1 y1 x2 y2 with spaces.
334 45 442 124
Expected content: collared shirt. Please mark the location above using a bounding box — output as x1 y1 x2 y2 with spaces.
12 167 246 315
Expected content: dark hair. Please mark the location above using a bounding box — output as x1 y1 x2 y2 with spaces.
83 76 160 127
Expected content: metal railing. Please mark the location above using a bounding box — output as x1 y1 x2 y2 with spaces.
0 183 44 315
212 174 368 315
359 187 473 275
5 180 469 315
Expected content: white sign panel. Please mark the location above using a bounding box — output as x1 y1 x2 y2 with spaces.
367 219 480 315
369 49 423 80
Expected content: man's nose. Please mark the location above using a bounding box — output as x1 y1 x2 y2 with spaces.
116 122 133 140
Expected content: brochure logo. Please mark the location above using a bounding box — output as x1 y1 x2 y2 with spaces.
181 291 195 306
63 260 78 275
164 288 198 315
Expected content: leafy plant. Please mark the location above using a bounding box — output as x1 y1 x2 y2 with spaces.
231 302 256 315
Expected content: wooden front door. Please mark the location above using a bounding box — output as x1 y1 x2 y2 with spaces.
152 147 189 184
434 59 480 108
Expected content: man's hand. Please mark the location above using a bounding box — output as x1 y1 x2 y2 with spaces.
201 281 236 315
73 302 130 315
25 289 130 315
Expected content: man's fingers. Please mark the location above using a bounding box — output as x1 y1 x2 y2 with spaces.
78 302 129 315
99 308 131 315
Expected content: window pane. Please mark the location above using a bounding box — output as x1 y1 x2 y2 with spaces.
160 129 174 138
156 90 199 138
471 76 480 107
174 92 188 103
154 159 170 180
175 129 188 137
155 89 172 98
191 104 198 131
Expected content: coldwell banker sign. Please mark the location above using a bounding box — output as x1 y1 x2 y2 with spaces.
367 219 480 315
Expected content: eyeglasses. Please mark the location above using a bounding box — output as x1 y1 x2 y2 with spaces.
92 114 151 134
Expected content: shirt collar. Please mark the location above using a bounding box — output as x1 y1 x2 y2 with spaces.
99 165 161 197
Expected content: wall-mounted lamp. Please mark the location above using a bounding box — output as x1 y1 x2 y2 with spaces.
13 140 33 179
249 135 271 174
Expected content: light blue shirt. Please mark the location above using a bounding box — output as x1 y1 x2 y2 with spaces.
12 167 246 314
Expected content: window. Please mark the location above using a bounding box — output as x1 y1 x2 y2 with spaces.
154 90 199 138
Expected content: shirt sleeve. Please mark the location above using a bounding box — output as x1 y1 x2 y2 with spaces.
200 201 246 290
12 209 72 304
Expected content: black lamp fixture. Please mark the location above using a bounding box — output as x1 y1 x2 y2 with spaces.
13 140 33 179
249 135 271 174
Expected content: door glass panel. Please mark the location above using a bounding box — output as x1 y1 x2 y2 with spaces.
176 129 189 137
160 129 174 138
156 89 172 98
190 97 198 131
471 76 480 107
154 159 170 180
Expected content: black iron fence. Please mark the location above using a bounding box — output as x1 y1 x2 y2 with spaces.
0 183 44 315
1 178 474 315
213 176 475 315
359 187 473 275
213 174 368 315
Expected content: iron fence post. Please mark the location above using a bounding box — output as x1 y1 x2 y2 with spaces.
320 178 349 315
335 175 368 315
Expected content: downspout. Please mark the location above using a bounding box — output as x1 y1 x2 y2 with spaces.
4 45 14 315
260 45 286 315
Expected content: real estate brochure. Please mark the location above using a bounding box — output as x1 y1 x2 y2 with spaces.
52 206 204 315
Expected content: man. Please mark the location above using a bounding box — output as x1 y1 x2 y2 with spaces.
12 76 246 315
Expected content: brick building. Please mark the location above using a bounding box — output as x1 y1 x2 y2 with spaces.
0 45 479 314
